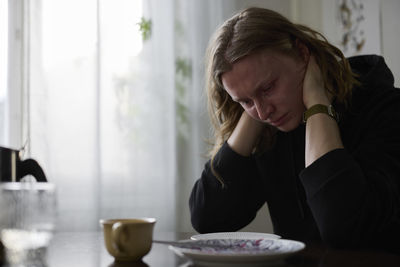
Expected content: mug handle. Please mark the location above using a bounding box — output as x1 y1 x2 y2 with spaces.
17 159 47 182
111 222 129 254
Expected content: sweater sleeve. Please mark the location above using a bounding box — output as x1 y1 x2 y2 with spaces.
299 99 400 249
189 142 265 233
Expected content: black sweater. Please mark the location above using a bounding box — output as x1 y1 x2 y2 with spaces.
189 55 400 252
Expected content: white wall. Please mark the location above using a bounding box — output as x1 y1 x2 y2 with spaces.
381 0 400 87
293 0 400 87
234 0 292 17
291 0 323 32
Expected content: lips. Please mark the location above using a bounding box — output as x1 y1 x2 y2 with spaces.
269 113 287 127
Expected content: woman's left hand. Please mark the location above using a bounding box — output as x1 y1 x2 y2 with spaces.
302 55 331 109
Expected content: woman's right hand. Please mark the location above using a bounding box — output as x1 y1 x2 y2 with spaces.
227 111 266 156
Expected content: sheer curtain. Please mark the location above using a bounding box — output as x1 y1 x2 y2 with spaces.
19 0 238 232
28 0 175 231
174 0 239 231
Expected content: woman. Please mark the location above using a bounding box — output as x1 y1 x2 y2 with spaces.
189 7 400 251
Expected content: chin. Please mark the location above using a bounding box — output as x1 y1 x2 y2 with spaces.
277 126 293 132
277 119 302 132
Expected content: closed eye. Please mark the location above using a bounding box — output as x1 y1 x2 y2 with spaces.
262 86 272 94
261 82 275 95
239 99 253 108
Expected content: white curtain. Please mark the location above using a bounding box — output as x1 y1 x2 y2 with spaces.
17 0 238 232
174 0 239 231
28 0 176 231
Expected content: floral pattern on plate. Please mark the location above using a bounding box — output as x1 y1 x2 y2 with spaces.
184 239 296 254
191 232 280 241
169 238 305 266
170 238 304 255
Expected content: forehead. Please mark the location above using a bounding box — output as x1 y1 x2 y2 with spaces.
221 49 298 86
221 51 276 92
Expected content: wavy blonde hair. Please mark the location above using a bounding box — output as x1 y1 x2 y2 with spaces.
206 7 359 161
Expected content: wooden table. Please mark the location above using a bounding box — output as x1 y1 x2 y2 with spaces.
44 231 400 267
47 232 189 267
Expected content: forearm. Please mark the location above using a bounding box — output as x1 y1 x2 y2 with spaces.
305 113 344 167
190 175 263 233
302 55 344 166
301 106 400 249
190 142 264 233
300 149 368 246
227 112 265 156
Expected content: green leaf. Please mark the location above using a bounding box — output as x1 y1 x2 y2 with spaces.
175 57 192 79
137 17 152 41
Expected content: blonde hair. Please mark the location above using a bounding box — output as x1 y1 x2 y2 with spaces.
206 7 359 161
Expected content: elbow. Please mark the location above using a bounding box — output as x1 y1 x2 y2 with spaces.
190 213 210 234
189 195 220 234
189 186 211 234
190 210 243 234
189 197 239 234
189 203 218 234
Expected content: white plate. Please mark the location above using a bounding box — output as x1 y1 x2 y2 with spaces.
169 238 305 267
191 232 281 241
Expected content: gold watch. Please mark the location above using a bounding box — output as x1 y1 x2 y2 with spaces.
303 104 339 123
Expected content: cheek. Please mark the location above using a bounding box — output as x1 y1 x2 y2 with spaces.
281 77 303 104
244 108 260 121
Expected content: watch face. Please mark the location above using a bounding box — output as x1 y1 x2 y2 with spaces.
328 105 339 122
327 105 334 116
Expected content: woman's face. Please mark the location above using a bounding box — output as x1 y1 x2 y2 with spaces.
221 49 307 132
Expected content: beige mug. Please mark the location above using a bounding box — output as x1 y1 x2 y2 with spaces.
100 218 156 262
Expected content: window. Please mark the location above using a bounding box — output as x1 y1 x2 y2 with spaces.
0 0 8 145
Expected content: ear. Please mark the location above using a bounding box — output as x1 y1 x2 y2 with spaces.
295 39 310 63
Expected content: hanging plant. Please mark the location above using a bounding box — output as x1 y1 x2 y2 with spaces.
137 17 152 41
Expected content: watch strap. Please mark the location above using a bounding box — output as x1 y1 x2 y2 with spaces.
303 104 339 123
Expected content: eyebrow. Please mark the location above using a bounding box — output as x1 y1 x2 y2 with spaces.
232 79 273 103
231 96 245 102
232 93 250 103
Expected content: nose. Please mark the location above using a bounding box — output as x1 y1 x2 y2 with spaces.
254 100 274 121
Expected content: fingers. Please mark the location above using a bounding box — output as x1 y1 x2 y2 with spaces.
302 56 330 108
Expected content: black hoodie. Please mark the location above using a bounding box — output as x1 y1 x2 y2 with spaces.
189 55 400 253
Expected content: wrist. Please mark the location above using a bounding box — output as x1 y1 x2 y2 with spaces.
228 112 265 156
304 90 332 109
303 104 339 123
